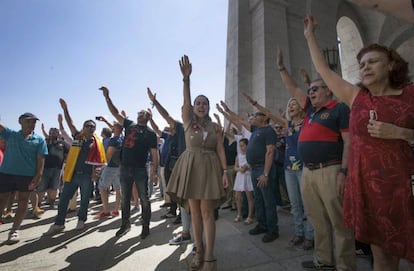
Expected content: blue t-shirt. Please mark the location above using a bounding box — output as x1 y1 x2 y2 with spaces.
246 125 277 166
284 120 303 171
0 127 48 176
107 135 123 168
160 130 173 167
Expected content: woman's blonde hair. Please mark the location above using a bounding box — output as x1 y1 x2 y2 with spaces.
285 97 304 121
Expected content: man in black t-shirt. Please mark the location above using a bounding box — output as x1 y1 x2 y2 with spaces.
100 86 158 239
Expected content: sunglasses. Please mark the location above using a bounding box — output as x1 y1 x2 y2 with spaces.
307 85 328 95
84 124 96 129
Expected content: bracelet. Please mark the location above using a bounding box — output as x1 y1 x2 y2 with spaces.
279 67 286 72
252 101 257 106
183 77 190 82
223 169 228 173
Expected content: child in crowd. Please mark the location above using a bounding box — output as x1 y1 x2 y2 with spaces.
233 138 254 224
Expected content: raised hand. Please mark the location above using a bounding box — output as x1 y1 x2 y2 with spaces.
277 48 284 68
299 68 311 86
121 110 127 118
304 15 317 39
220 100 230 112
147 87 156 103
216 103 224 114
179 55 192 78
242 92 255 104
147 108 153 119
99 86 109 98
58 113 63 124
59 98 68 110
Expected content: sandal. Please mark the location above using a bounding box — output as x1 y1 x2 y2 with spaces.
191 252 204 270
202 259 217 271
234 215 242 222
244 217 254 225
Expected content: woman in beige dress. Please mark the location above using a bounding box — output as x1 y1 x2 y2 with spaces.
167 55 228 271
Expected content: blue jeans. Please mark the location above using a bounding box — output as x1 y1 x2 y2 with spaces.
284 169 314 240
251 166 279 234
55 173 92 225
120 166 151 227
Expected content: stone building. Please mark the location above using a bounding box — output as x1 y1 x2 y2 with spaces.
225 0 414 115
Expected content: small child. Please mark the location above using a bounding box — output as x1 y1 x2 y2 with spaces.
233 138 254 224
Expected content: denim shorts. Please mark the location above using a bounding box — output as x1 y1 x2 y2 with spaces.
37 168 62 192
98 167 121 190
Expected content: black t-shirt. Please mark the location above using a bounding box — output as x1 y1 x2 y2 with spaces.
224 137 237 166
44 140 68 169
122 119 157 168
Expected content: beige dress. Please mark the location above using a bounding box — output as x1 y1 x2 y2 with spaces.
166 121 225 209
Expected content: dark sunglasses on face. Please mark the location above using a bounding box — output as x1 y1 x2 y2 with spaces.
85 124 96 129
307 85 328 95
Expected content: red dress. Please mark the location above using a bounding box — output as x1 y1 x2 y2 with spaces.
343 84 414 262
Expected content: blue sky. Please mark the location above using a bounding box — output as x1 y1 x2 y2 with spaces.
0 1 228 136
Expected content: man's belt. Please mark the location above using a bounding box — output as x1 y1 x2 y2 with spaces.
250 164 264 169
304 160 341 170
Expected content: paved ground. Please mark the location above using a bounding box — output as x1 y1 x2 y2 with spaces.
0 188 408 271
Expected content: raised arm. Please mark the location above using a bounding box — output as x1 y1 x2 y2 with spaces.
99 86 126 125
277 48 307 108
59 98 78 137
242 93 288 128
147 87 175 128
213 113 223 133
303 15 359 107
147 108 162 137
180 55 193 126
220 101 251 131
96 115 113 130
41 123 48 138
216 103 242 132
299 68 312 87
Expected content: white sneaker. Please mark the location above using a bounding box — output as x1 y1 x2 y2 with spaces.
5 230 19 244
43 224 65 236
75 220 85 230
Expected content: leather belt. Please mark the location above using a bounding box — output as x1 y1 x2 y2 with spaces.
250 164 264 169
305 160 341 170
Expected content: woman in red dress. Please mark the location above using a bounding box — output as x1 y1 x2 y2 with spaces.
304 15 414 271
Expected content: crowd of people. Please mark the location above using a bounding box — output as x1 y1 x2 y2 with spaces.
1 14 414 271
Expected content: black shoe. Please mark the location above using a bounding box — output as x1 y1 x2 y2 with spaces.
221 205 231 210
141 225 150 239
262 232 279 243
301 260 335 270
172 215 182 225
115 223 131 237
249 225 267 235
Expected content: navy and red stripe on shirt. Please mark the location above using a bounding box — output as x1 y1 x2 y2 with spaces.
298 98 350 164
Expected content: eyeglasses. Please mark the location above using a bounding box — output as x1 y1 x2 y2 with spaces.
274 126 282 129
84 125 96 129
307 85 328 95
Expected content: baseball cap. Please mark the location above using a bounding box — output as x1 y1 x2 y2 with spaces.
19 112 39 121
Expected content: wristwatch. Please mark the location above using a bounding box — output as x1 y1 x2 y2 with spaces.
263 173 268 177
339 168 348 176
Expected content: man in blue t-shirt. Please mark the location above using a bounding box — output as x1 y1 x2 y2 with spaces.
95 122 124 219
100 86 158 239
246 111 280 243
0 112 48 244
